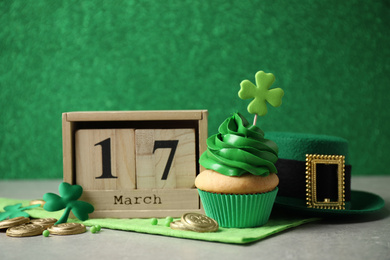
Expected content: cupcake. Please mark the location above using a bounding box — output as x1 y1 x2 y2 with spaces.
195 112 279 228
195 70 284 228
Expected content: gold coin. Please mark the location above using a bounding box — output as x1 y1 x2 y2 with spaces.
6 223 45 237
47 223 86 235
0 217 30 230
30 218 58 228
181 213 219 232
29 199 46 207
169 220 192 231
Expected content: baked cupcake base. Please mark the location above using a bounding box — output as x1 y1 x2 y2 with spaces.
198 188 278 228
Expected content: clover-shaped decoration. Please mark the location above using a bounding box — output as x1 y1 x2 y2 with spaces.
43 182 94 224
239 71 284 117
0 203 40 221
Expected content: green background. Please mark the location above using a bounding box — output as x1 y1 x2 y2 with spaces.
1 0 389 179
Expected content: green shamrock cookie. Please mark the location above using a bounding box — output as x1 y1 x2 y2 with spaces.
0 203 40 221
239 71 284 116
43 182 94 224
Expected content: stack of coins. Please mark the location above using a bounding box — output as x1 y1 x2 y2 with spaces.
0 217 30 230
0 217 46 237
0 217 88 237
6 223 46 237
30 218 58 229
29 199 46 207
170 213 219 233
47 223 86 235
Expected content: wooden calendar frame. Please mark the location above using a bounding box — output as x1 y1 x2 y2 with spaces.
62 110 208 218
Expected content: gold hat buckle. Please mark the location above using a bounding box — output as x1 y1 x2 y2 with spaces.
306 154 346 210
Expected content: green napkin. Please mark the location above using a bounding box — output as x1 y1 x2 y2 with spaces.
0 197 319 244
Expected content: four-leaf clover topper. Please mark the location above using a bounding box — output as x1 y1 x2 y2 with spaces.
239 71 284 124
43 182 94 224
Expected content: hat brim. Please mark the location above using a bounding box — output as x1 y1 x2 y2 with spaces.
274 190 384 215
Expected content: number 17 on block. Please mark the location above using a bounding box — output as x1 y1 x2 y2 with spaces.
75 128 196 191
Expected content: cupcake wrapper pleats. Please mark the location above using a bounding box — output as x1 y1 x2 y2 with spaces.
198 188 278 228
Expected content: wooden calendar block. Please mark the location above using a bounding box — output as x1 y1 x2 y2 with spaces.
62 110 208 218
80 189 199 218
75 129 136 190
135 129 196 189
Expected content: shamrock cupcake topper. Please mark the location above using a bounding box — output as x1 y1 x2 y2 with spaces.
238 71 284 125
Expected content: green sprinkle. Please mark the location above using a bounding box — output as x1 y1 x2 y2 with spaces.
90 226 97 233
42 230 50 237
165 216 174 227
95 225 101 231
151 218 158 225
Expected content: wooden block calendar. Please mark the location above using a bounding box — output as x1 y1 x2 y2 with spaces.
62 110 208 218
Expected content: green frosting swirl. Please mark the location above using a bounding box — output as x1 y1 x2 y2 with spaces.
199 112 278 177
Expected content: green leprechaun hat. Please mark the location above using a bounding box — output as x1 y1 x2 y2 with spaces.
266 132 385 216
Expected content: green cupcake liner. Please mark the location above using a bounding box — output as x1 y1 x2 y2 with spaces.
198 188 278 228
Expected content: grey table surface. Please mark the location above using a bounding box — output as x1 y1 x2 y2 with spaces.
0 177 389 260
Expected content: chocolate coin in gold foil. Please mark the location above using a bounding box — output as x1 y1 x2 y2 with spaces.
169 220 192 231
30 218 58 228
47 223 86 235
6 223 45 237
181 213 219 232
29 199 46 207
0 217 30 230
